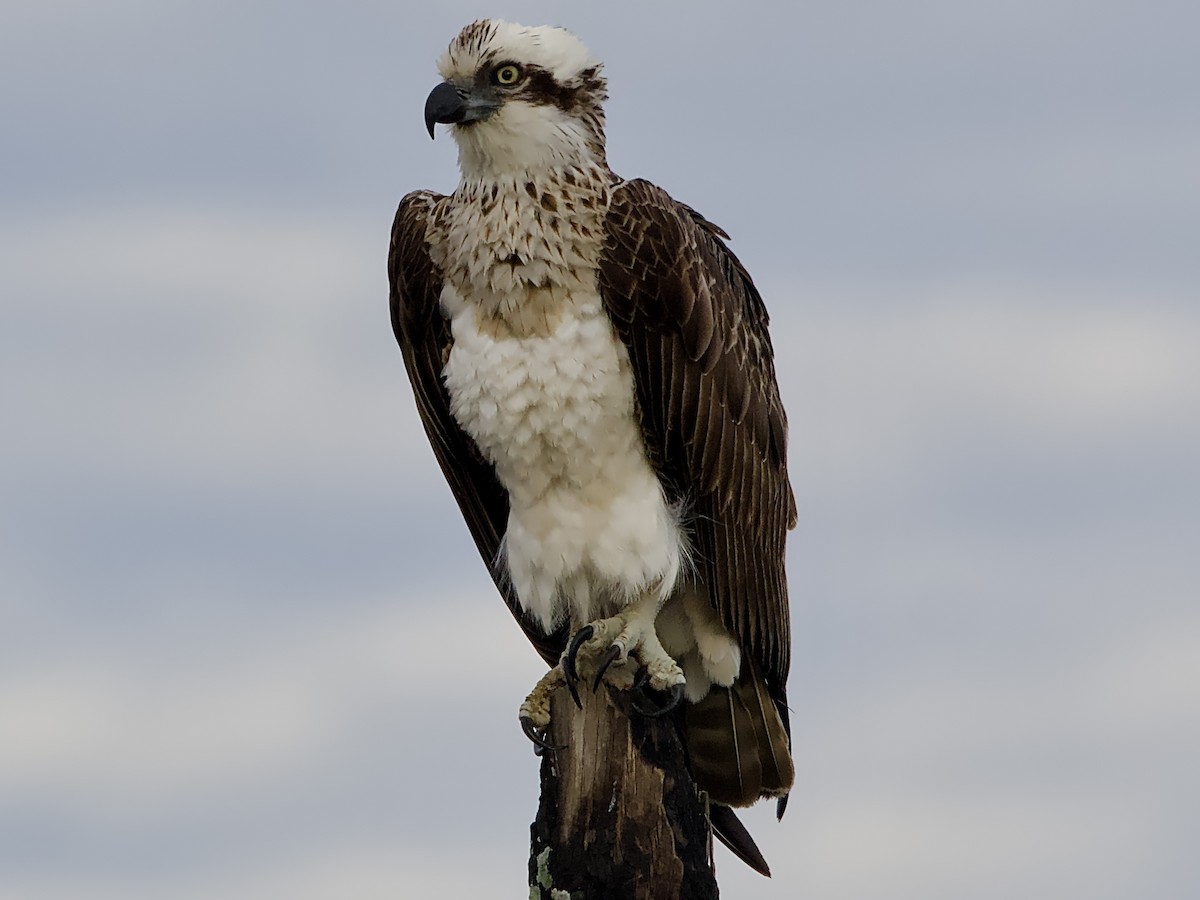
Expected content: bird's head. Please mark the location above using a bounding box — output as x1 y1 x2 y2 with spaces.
425 20 609 179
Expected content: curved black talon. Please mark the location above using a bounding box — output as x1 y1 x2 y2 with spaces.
563 624 594 709
630 682 685 718
520 715 561 754
632 667 651 692
659 682 685 716
592 644 623 692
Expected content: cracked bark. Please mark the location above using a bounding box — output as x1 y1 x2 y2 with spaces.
528 685 719 900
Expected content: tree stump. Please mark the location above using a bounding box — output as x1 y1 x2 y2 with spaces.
528 684 718 899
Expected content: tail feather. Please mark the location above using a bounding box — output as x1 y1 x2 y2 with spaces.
684 660 794 808
748 665 789 794
710 803 771 877
725 680 764 801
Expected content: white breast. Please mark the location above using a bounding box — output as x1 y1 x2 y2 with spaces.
442 287 684 631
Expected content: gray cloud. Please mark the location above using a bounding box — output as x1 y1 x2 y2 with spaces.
2 1 1197 898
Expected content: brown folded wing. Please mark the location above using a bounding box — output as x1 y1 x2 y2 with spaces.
597 179 796 711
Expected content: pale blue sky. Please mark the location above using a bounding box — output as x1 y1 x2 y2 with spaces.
2 2 1198 897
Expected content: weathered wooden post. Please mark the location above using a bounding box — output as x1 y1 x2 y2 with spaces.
528 685 719 900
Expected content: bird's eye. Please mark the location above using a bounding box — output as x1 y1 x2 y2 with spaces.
493 64 522 86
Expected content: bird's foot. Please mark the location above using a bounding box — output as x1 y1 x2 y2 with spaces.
562 604 686 715
517 601 686 752
518 666 565 754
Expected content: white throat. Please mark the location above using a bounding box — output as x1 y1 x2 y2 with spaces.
452 103 600 180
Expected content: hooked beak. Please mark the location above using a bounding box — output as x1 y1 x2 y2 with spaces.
424 82 501 139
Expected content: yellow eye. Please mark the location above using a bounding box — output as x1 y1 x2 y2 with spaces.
493 64 522 86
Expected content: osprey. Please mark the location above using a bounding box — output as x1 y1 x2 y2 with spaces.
389 20 795 873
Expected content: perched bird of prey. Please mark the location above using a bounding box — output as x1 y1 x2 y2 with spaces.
389 20 795 874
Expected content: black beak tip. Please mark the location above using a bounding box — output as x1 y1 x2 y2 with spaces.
424 81 465 140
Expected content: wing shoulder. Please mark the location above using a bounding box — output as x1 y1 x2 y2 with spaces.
389 190 443 344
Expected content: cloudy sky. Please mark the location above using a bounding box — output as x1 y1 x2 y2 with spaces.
2 1 1198 897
